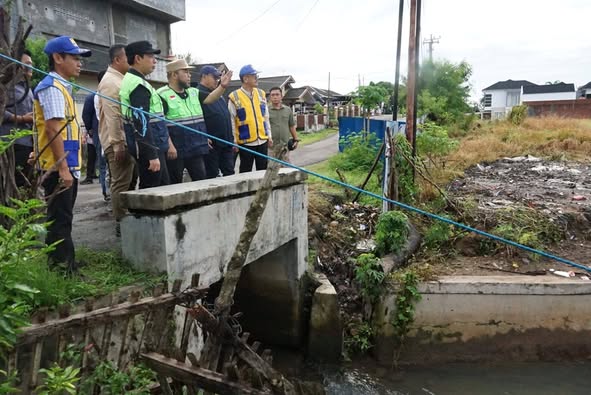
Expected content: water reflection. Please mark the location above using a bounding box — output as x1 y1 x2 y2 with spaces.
322 362 591 395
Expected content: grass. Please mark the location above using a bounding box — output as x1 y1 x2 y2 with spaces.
298 128 338 146
307 159 383 206
306 116 591 206
418 116 591 201
22 248 165 309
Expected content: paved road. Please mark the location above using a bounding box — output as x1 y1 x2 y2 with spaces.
291 133 339 167
73 133 339 251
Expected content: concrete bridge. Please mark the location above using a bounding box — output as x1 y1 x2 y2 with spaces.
120 169 309 347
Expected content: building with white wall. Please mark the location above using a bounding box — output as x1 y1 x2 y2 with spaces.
482 80 576 120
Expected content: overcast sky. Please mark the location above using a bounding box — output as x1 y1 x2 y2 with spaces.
171 0 591 101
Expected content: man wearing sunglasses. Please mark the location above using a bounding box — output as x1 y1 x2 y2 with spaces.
33 36 91 273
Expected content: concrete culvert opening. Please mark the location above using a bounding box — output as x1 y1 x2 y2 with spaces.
205 238 306 348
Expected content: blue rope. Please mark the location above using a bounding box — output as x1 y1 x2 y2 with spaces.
5 52 590 273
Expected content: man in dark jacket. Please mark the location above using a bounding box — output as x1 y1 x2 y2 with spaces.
81 71 109 200
197 65 235 178
1 51 35 187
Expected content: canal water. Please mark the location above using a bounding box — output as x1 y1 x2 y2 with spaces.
320 361 591 395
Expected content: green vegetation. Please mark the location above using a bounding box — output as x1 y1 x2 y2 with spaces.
345 321 374 355
79 361 157 394
36 365 80 395
26 37 49 87
354 253 385 303
374 210 410 256
298 128 337 147
0 194 163 355
354 82 390 117
509 104 528 125
390 269 422 366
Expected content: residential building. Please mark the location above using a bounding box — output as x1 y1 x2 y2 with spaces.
189 62 229 87
522 83 576 102
482 79 576 119
577 82 591 99
14 0 184 113
481 80 536 120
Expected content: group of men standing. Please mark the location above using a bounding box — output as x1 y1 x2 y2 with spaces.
3 35 299 273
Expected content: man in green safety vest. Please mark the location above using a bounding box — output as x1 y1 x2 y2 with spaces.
157 59 231 183
120 40 170 188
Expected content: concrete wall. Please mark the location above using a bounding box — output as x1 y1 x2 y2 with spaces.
374 276 591 365
522 91 576 102
120 169 309 346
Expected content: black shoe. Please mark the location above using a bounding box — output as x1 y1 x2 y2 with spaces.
81 178 93 185
103 193 111 202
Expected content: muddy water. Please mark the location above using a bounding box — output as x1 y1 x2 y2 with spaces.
320 361 591 395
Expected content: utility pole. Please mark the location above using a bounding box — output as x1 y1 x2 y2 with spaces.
327 71 331 124
391 0 404 121
412 0 422 167
405 0 418 144
423 34 440 61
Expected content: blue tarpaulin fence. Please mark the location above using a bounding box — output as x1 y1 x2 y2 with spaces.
337 117 406 151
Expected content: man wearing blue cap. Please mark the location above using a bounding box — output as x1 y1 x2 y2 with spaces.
197 65 235 178
33 36 91 272
228 64 272 173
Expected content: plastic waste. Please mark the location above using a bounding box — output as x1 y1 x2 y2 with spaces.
549 269 575 278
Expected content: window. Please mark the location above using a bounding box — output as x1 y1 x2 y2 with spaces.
506 91 520 107
483 94 492 107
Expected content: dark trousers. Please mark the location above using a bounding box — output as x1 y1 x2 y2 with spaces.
43 171 78 270
138 149 170 189
205 146 235 179
14 144 33 188
238 142 268 173
167 154 206 184
86 143 97 179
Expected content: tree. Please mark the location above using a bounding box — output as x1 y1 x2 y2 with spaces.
398 59 472 124
25 37 49 88
353 82 390 131
418 60 472 124
354 82 389 116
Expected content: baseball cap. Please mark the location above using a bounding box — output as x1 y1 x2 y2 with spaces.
44 36 91 57
200 65 221 78
239 64 260 77
125 41 161 58
166 58 194 73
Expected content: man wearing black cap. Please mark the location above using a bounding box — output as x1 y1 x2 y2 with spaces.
33 36 91 272
197 65 235 178
120 40 170 188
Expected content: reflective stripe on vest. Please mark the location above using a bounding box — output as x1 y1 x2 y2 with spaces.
33 75 81 171
156 86 204 123
229 88 268 145
120 72 164 123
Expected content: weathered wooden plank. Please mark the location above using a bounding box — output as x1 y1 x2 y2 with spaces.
141 352 271 395
17 287 208 345
29 341 43 389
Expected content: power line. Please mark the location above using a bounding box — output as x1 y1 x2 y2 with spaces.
216 0 283 44
4 50 589 273
295 0 320 31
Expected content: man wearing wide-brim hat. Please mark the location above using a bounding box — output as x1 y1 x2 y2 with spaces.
157 59 232 183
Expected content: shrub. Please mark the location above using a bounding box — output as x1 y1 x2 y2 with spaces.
330 132 382 172
393 134 419 203
509 104 528 125
354 253 385 303
374 210 410 256
417 122 459 159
